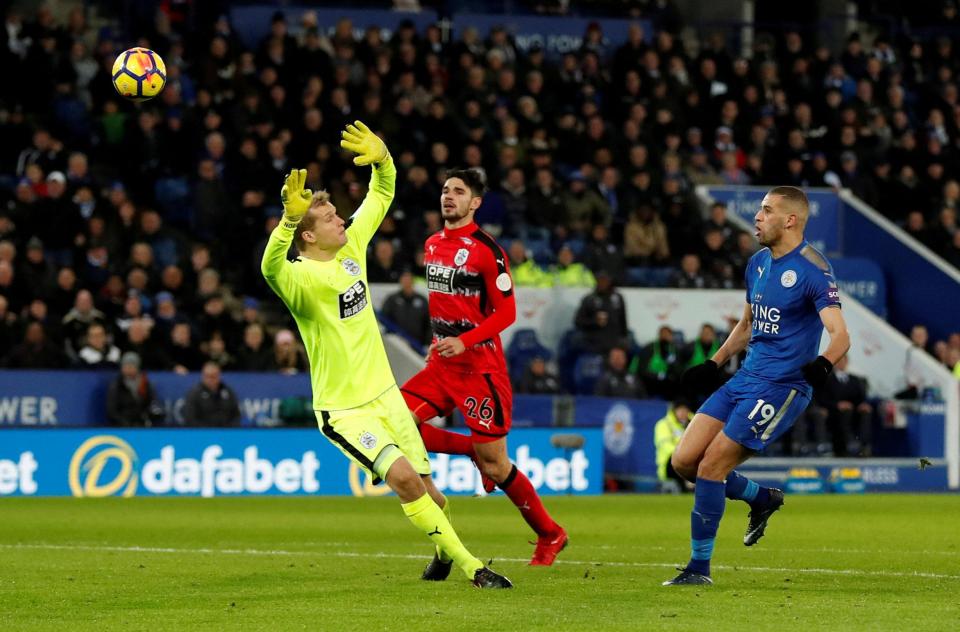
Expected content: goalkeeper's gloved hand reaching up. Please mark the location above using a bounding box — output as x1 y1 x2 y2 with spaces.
281 168 312 223
340 120 390 166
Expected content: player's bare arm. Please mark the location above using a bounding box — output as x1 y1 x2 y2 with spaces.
818 306 851 365
712 302 753 367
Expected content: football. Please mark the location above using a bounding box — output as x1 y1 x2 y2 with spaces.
111 47 166 102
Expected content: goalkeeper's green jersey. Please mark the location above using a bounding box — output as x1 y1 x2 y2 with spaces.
261 160 397 411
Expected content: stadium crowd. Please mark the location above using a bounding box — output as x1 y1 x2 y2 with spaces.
0 1 958 392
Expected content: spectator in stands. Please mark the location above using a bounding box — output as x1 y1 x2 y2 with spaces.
900 324 932 398
550 244 595 287
0 259 27 314
19 237 56 295
76 322 120 369
2 321 66 368
367 239 402 283
809 355 874 456
683 324 721 371
123 318 171 371
381 270 431 347
0 295 17 357
272 328 308 374
168 321 204 374
654 400 693 492
507 240 550 287
182 361 241 427
516 354 562 395
671 253 709 288
633 325 681 399
235 323 274 371
106 352 165 426
595 346 647 398
61 289 105 359
623 203 670 267
563 171 611 237
573 271 628 354
582 223 624 283
203 331 236 370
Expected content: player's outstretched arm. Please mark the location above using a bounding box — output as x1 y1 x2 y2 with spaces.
339 121 396 247
801 307 851 389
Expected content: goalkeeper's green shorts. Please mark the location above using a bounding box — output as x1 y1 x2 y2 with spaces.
316 385 431 484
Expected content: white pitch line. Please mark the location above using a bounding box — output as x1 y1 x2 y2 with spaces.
3 543 959 581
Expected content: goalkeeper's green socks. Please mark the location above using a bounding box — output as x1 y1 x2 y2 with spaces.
436 495 453 563
402 493 483 579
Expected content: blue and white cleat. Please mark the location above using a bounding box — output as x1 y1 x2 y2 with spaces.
744 488 785 546
662 568 713 586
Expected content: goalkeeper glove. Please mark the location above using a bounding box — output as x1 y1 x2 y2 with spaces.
280 168 312 223
679 359 720 395
339 120 390 166
801 355 833 389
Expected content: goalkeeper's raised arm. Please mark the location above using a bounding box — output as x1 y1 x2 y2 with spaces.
339 120 396 248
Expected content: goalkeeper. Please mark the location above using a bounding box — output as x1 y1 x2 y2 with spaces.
261 121 511 589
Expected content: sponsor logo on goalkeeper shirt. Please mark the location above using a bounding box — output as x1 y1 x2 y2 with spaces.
426 264 456 294
338 280 368 319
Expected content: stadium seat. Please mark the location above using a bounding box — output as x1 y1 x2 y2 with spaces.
507 328 552 383
557 329 586 393
573 353 606 395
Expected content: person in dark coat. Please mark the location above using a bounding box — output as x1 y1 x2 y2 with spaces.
106 352 166 426
182 361 241 426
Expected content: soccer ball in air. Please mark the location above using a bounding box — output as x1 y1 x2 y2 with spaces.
112 47 166 102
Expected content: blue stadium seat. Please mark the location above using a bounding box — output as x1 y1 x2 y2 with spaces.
528 238 553 265
154 177 193 229
573 353 606 395
557 328 586 393
506 328 552 384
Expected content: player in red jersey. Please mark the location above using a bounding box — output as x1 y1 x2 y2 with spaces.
402 168 568 578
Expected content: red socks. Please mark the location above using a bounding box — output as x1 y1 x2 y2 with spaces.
419 423 474 455
418 426 559 538
500 465 560 537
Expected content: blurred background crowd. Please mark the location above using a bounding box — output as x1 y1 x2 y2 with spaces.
0 0 958 403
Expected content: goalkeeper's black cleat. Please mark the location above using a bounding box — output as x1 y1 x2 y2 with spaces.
662 568 713 586
472 566 513 589
744 488 785 546
421 553 453 581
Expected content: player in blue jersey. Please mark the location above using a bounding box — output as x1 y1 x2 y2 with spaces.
663 186 851 586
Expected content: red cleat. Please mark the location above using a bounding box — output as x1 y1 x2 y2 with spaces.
529 528 568 566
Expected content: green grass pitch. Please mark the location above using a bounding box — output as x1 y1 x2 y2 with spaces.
1 494 958 631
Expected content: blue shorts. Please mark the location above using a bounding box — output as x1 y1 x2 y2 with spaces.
699 372 811 452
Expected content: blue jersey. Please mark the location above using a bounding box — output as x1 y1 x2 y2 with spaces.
741 241 841 392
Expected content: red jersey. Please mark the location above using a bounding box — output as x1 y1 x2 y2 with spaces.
423 221 516 374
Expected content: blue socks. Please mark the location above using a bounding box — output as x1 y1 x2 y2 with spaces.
725 470 770 506
686 478 726 576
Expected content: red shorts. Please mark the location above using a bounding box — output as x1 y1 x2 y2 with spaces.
401 362 513 442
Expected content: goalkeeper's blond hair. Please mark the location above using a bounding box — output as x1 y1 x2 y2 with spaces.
293 190 331 251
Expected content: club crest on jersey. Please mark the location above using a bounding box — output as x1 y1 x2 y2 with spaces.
359 431 377 449
781 270 798 288
338 280 368 319
426 264 456 294
342 257 361 276
454 248 470 266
